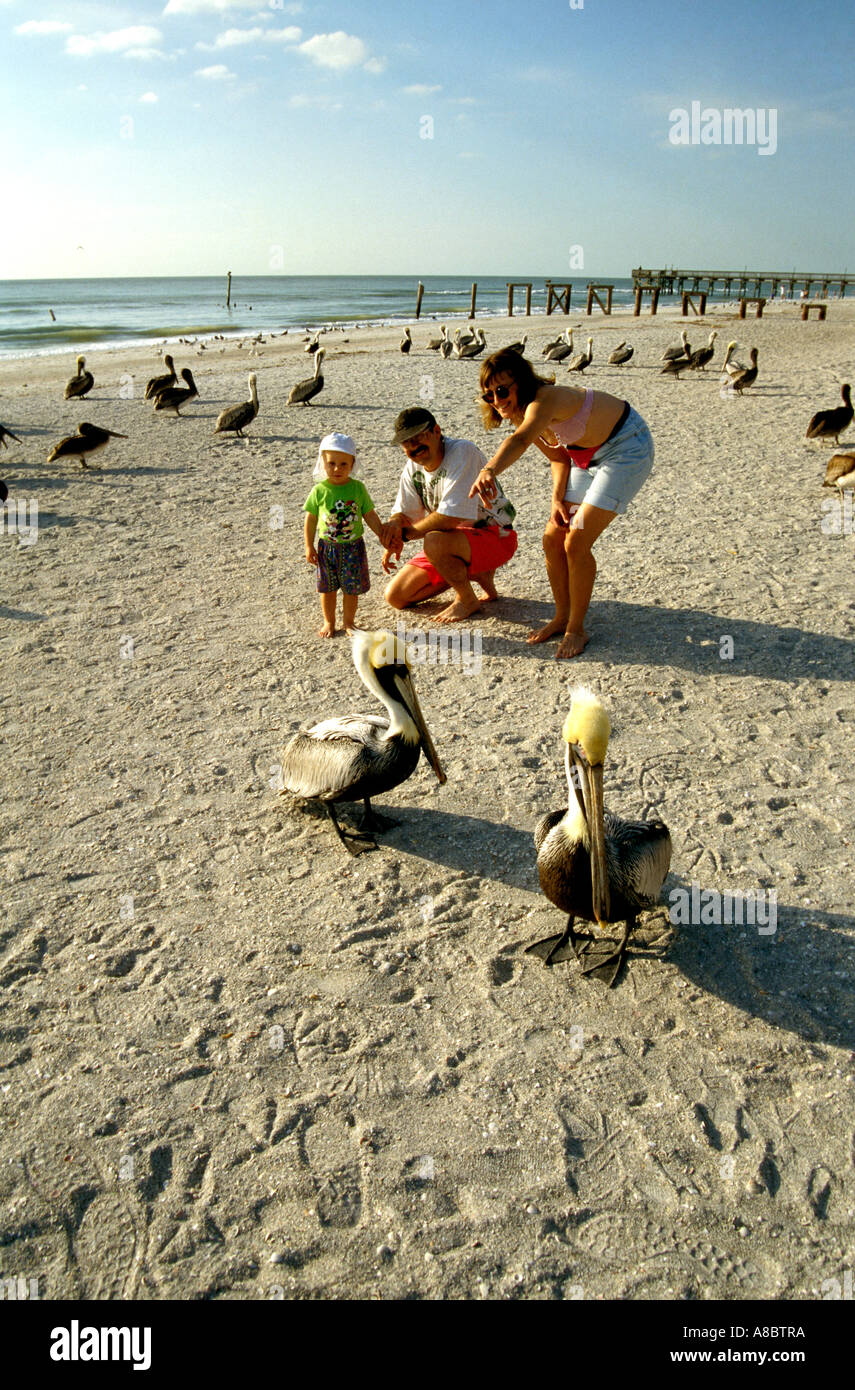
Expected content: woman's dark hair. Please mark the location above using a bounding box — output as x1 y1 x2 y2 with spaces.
478 350 555 431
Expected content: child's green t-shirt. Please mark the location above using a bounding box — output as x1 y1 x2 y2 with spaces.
304 479 374 543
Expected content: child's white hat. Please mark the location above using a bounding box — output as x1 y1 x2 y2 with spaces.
314 431 358 478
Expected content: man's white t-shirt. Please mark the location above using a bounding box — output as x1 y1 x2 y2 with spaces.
392 437 516 534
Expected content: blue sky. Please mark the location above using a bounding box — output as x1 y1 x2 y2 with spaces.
2 0 853 278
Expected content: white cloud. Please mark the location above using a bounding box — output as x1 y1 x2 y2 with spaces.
289 93 342 110
196 25 301 49
402 83 441 96
139 91 159 102
66 26 164 58
297 31 367 70
363 56 386 75
195 63 234 79
164 0 276 13
15 20 73 36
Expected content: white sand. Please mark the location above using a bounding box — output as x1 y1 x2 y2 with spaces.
0 302 853 1300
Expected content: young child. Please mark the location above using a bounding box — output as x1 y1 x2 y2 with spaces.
303 432 389 637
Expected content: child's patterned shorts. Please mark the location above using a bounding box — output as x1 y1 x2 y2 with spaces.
316 537 370 594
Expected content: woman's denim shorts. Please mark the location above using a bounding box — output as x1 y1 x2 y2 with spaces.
563 406 654 515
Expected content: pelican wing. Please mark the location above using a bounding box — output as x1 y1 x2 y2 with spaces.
281 715 390 799
604 813 672 909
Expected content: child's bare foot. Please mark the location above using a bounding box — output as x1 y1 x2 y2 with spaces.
434 594 484 623
344 621 362 634
526 617 568 644
471 570 499 600
318 621 335 638
556 628 589 659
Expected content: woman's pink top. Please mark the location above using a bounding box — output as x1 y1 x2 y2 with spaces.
539 388 599 468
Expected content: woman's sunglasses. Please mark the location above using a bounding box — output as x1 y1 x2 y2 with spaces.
481 385 511 404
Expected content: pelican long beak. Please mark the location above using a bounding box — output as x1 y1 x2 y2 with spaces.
106 430 128 438
393 670 446 785
572 746 611 926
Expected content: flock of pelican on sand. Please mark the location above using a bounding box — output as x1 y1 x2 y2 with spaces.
1 323 852 987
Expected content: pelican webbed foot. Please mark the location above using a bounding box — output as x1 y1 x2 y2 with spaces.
525 916 579 966
574 920 634 989
324 803 378 855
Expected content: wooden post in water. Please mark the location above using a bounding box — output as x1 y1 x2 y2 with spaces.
226 271 232 309
507 284 514 316
415 282 425 319
469 283 478 319
525 284 532 315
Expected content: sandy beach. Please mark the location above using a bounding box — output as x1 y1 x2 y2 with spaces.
1 301 853 1301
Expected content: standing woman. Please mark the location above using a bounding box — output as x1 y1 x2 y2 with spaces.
469 350 654 659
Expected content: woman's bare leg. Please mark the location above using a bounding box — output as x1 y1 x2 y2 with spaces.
527 521 571 642
556 503 616 659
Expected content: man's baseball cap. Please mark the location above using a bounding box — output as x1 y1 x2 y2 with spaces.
390 407 437 446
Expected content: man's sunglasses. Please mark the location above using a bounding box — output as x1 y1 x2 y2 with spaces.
481 385 511 404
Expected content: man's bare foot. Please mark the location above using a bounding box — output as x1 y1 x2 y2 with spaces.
434 595 484 623
318 622 335 638
526 617 568 644
556 629 590 659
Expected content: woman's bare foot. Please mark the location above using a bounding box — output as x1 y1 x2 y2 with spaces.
434 594 484 623
318 621 335 638
344 621 362 634
526 616 568 644
556 629 590 659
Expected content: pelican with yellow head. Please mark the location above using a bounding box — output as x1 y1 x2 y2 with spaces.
527 687 672 987
279 629 446 854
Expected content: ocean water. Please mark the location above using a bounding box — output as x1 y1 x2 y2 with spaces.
0 274 655 360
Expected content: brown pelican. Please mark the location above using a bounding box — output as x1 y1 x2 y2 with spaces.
567 337 593 372
503 334 527 355
456 324 477 347
0 423 22 449
145 354 178 399
661 330 690 363
304 333 320 354
46 422 127 469
456 327 487 359
400 328 413 355
608 341 634 365
439 334 454 360
729 347 759 394
64 356 94 399
806 384 853 446
660 353 691 379
215 373 258 438
823 453 855 488
544 329 574 363
426 325 447 351
288 348 325 405
154 367 199 415
719 341 742 386
279 629 446 854
526 689 672 988
686 330 718 371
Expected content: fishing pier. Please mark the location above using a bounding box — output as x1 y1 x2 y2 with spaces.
632 267 852 299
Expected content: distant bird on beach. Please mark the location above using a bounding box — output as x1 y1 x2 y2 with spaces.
728 347 759 395
426 325 447 351
567 337 593 372
544 329 574 363
288 348 325 405
503 334 527 356
64 355 94 400
822 453 855 489
686 330 718 372
215 373 258 438
304 333 321 355
525 688 672 988
608 341 634 365
279 629 446 855
145 354 178 400
400 327 412 355
456 328 487 359
154 367 199 416
439 334 454 360
0 423 22 449
661 330 690 363
660 353 691 380
46 422 127 469
806 384 853 446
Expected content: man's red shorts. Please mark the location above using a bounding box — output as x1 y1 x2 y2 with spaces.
406 525 518 589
